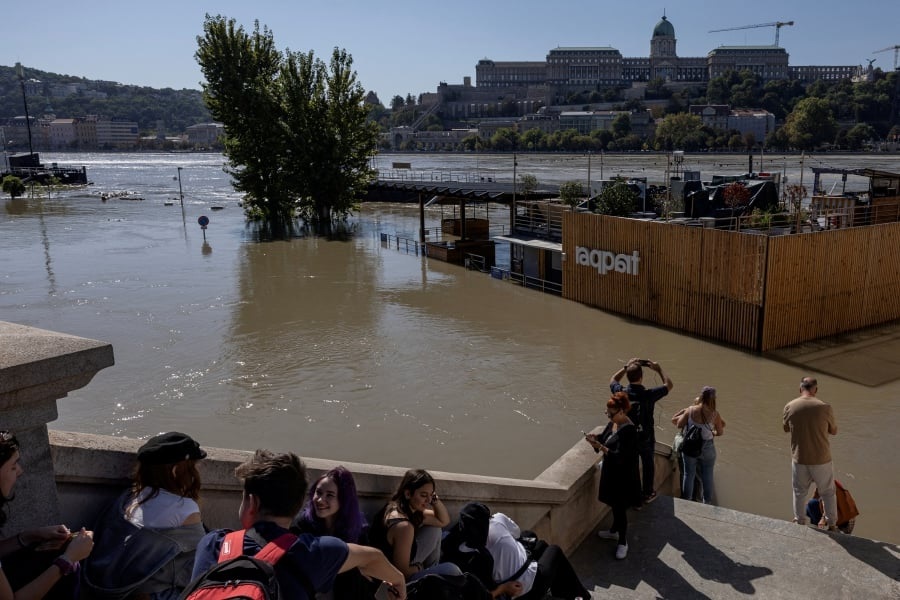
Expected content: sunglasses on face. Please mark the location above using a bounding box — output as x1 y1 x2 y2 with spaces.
605 410 619 417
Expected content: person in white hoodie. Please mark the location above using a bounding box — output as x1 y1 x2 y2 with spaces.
486 513 590 600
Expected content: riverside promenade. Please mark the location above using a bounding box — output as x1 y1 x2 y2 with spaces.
571 495 900 599
3 322 899 600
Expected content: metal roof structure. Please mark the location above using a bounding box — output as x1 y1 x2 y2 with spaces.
369 178 558 204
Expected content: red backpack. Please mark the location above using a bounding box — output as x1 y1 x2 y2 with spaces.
179 530 310 600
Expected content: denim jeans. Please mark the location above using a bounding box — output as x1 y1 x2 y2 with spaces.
681 439 717 504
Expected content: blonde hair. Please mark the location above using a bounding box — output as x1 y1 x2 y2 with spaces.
693 386 717 420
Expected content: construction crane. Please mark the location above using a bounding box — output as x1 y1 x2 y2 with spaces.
873 45 900 70
709 21 795 47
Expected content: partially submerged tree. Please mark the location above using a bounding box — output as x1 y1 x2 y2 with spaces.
2 175 25 199
196 14 378 233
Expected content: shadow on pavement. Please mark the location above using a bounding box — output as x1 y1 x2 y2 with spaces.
573 496 772 599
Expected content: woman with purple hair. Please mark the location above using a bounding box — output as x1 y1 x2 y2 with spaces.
296 466 366 543
294 466 373 599
673 386 726 504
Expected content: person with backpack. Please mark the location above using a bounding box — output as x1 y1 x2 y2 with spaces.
440 503 523 599
805 480 859 534
672 387 726 505
83 431 208 600
187 449 406 600
609 358 673 505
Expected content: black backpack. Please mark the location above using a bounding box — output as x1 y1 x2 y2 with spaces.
681 423 703 458
179 530 311 600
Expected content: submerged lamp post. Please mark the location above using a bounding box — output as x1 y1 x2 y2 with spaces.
176 167 184 207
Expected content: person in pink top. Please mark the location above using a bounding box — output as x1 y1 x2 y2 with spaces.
783 377 839 530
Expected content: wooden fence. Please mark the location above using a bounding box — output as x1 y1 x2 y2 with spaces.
563 213 900 351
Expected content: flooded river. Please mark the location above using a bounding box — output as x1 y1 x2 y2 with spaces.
2 152 898 544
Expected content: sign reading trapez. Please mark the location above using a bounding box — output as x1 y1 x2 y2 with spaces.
197 215 209 230
575 246 640 275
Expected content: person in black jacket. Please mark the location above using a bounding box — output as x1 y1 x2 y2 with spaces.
586 392 642 560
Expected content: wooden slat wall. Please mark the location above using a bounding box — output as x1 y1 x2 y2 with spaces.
562 213 900 351
761 222 900 350
563 213 767 349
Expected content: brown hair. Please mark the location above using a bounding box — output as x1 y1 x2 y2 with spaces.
387 468 435 529
692 386 717 421
608 391 631 413
625 363 643 383
235 450 308 518
129 458 202 515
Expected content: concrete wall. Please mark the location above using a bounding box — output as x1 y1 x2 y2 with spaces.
50 430 676 555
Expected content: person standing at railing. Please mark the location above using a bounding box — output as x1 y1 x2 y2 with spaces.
610 358 674 505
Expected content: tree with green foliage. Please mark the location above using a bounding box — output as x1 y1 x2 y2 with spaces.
844 123 876 150
782 97 837 150
196 14 378 232
596 180 637 217
521 128 545 151
611 113 631 138
653 112 704 150
559 180 584 209
490 128 519 151
2 175 25 199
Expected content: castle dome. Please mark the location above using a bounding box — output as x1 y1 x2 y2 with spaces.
653 15 675 38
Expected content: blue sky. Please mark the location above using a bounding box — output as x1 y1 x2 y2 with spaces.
3 1 899 103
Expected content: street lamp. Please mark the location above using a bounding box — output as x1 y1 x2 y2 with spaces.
15 62 34 157
176 167 184 207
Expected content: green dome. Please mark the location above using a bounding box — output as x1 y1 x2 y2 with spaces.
653 15 675 38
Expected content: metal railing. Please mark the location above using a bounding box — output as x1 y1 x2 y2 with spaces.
378 232 427 256
464 253 488 272
491 267 563 295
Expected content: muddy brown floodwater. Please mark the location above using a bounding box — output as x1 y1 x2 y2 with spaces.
2 152 898 544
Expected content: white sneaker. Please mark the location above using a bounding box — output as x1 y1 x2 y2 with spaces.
596 530 618 541
615 543 628 560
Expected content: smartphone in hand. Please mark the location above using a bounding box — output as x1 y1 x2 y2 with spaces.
375 581 398 600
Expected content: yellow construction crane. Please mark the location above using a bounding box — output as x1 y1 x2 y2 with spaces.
873 45 900 70
709 21 795 47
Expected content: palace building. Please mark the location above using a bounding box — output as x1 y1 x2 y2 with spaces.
475 15 855 100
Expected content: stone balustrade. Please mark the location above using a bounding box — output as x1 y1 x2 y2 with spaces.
1 321 676 554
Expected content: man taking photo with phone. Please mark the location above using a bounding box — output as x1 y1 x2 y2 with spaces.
610 358 674 505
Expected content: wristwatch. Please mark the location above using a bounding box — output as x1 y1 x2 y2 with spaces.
53 556 76 576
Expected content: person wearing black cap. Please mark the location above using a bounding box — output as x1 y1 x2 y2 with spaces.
82 432 208 600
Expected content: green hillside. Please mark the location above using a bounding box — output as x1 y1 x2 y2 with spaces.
0 65 211 135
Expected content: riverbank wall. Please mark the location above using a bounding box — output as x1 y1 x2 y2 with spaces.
1 320 677 555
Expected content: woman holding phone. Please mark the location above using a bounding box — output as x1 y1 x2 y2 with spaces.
585 392 641 560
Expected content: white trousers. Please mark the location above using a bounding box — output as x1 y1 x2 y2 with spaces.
792 461 837 525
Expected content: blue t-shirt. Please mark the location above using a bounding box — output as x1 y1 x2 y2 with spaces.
191 520 349 600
